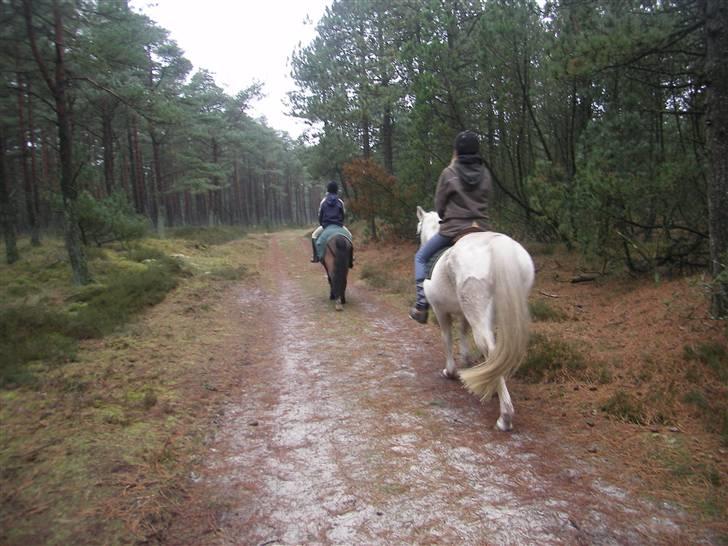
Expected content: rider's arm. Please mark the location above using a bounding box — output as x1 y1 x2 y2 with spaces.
434 168 451 219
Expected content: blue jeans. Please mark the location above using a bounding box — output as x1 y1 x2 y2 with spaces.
414 233 452 281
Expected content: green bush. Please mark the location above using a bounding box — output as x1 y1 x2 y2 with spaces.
0 306 78 388
68 263 179 338
529 299 568 322
602 390 645 424
683 342 728 383
77 191 147 247
516 333 586 382
1 259 179 387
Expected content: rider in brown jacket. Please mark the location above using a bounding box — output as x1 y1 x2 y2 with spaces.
410 131 493 323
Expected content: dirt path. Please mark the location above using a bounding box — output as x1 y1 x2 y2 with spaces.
168 232 710 545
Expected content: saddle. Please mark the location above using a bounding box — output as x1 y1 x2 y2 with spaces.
425 226 487 279
315 225 352 261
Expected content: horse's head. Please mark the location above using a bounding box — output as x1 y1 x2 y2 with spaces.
416 206 441 246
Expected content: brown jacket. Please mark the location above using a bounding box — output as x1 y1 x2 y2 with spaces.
434 156 493 238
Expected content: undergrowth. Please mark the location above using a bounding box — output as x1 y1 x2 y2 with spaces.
530 299 568 322
515 332 586 382
682 341 728 445
167 225 247 246
0 256 180 388
0 229 250 388
0 228 258 545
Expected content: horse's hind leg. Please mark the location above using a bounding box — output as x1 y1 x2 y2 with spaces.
458 318 480 368
496 376 515 432
432 307 457 379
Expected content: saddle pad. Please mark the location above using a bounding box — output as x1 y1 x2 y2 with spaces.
315 225 352 260
426 246 451 279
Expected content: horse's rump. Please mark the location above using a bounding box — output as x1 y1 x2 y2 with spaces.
322 235 353 306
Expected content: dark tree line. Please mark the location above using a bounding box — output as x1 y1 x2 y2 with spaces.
0 0 319 283
291 0 728 316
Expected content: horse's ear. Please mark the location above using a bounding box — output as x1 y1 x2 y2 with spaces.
416 206 425 220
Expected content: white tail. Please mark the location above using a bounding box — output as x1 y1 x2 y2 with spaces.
459 236 531 401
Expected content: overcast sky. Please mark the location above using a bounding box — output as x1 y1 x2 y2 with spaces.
130 0 330 138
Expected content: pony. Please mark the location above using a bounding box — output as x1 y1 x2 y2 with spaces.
416 206 535 431
321 234 353 311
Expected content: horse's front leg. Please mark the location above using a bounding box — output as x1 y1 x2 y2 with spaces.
496 376 515 432
432 307 457 379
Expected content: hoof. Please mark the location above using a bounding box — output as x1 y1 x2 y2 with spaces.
335 301 343 311
441 368 458 380
496 415 513 432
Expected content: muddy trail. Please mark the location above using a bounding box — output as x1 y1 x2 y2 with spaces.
168 232 707 545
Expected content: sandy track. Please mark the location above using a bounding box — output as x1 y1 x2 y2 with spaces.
167 232 708 545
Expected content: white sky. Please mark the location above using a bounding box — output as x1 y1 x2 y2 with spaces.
130 0 330 138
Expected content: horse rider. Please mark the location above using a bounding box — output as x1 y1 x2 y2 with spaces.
409 130 494 324
311 181 351 263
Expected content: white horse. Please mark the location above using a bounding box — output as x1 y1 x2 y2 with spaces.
416 206 535 431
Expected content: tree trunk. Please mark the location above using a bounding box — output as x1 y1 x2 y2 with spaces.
16 72 41 245
52 3 89 284
102 101 115 196
382 104 394 174
26 79 41 232
704 0 728 317
150 131 166 237
23 0 89 283
0 130 19 264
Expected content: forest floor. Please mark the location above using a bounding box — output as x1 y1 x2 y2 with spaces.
1 228 726 545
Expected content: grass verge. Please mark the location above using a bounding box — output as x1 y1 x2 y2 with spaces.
0 229 262 545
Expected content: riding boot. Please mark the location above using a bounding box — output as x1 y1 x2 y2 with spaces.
409 280 429 324
310 239 319 263
349 248 354 268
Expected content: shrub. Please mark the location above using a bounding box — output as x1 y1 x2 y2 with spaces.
68 262 179 338
516 333 586 382
683 341 728 383
529 299 568 322
0 306 78 388
77 191 147 246
1 258 179 387
602 390 645 424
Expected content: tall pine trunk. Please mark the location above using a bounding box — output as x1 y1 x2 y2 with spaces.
102 101 115 196
704 0 728 317
150 131 166 237
16 72 40 245
0 131 19 264
24 0 89 284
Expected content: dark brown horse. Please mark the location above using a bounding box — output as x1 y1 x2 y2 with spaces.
321 235 353 311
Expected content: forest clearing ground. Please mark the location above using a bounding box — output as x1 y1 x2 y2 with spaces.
167 230 725 545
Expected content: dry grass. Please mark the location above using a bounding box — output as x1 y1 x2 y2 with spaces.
0 230 265 545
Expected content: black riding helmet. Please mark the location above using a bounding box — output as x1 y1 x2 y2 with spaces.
327 180 339 194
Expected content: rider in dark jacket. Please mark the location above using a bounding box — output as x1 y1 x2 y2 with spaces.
410 131 493 323
311 181 347 262
319 185 345 228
